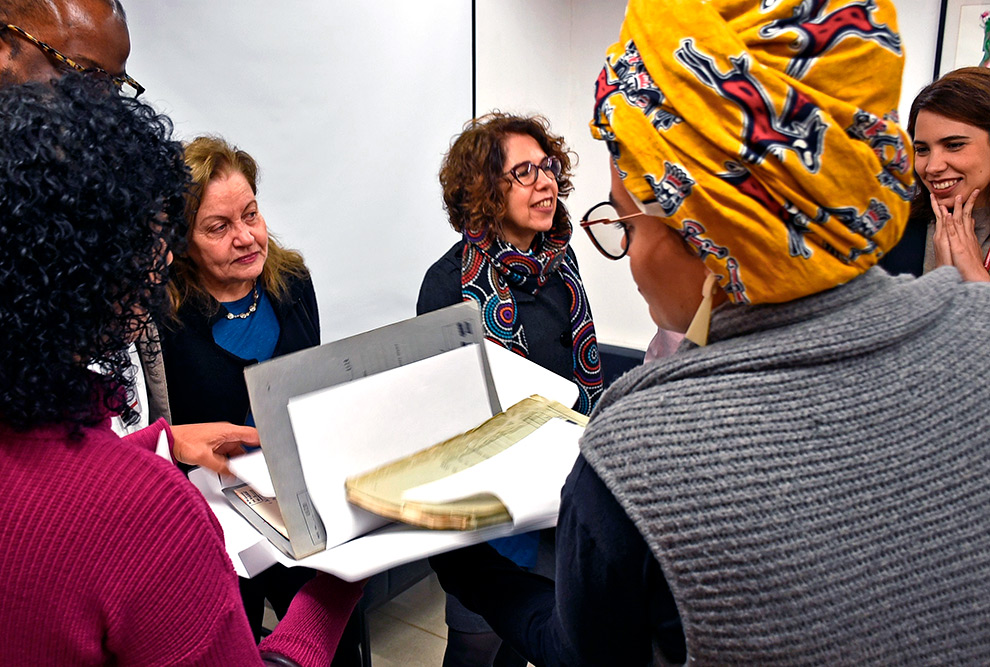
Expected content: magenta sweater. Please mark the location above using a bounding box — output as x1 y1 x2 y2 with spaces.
0 417 361 665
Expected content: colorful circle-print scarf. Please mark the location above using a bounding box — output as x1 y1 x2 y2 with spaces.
461 224 603 415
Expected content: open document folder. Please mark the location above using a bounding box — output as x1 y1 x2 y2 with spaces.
345 396 588 530
188 302 584 581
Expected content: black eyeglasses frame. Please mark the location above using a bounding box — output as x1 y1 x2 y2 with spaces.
503 155 562 187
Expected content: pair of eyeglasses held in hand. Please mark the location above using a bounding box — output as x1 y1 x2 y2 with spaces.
1 23 144 97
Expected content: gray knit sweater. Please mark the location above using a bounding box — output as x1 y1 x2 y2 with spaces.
581 267 990 664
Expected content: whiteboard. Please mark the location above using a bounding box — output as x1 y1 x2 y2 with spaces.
125 1 473 341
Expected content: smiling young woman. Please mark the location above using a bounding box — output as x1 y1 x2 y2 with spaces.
914 112 990 209
906 67 990 281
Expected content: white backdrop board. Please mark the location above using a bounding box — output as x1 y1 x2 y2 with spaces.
125 1 473 342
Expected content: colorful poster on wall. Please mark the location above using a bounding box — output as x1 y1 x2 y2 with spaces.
937 0 990 77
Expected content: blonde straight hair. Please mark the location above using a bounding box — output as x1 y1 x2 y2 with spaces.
168 135 308 316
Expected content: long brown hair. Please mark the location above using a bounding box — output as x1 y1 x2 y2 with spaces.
906 67 990 227
168 135 308 316
439 112 575 243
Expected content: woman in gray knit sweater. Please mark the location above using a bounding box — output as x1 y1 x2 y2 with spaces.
431 0 990 663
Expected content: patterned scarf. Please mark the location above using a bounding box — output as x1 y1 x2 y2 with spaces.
461 224 603 415
590 0 913 304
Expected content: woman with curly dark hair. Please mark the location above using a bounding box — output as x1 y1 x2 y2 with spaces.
417 112 603 667
420 112 602 414
0 74 360 665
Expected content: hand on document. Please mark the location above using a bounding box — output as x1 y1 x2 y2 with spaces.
170 422 260 475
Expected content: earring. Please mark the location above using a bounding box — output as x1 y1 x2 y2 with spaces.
684 272 719 347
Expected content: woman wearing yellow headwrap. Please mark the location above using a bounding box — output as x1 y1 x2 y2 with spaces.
431 0 990 663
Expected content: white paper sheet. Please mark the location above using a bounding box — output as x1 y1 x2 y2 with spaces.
400 419 582 525
189 468 280 578
483 339 578 409
227 450 275 498
155 429 170 462
192 329 585 579
287 344 494 550
227 341 578 504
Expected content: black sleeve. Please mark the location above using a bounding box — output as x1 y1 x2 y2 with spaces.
416 248 463 316
272 275 321 357
300 275 320 342
878 215 927 277
430 455 683 667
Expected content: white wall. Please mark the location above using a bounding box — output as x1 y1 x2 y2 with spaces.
897 0 942 121
125 1 472 342
123 0 940 351
475 0 653 349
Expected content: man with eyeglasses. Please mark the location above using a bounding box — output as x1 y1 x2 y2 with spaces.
0 0 257 471
0 0 134 91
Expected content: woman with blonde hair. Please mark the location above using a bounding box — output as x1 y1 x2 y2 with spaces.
163 136 318 428
159 136 325 644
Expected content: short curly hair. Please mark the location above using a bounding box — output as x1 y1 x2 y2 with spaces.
439 112 575 243
0 74 189 431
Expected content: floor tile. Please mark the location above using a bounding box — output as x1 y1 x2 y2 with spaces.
369 608 447 665
372 572 448 638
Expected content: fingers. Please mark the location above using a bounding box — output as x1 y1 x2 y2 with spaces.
214 441 248 457
170 422 259 472
203 442 247 477
931 194 952 267
215 424 261 448
938 191 990 281
929 193 944 224
208 451 233 477
943 195 963 243
962 188 981 221
958 189 982 248
944 192 978 245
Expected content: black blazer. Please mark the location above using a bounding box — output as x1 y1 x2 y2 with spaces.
416 241 578 382
160 275 320 426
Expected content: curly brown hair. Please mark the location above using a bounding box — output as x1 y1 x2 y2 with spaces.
439 112 576 243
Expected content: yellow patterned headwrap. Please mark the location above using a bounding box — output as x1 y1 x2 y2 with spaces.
590 0 913 304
